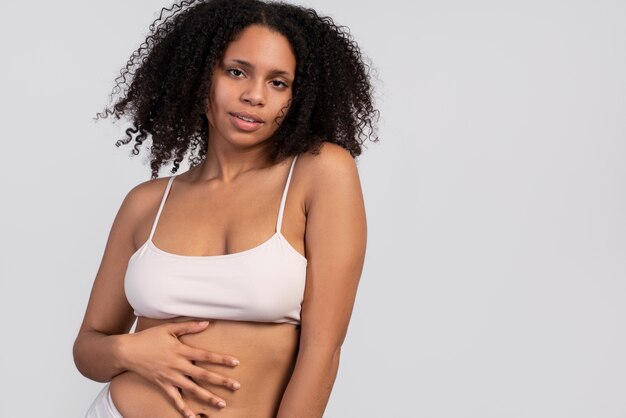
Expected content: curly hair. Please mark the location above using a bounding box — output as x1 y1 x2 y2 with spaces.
94 0 380 179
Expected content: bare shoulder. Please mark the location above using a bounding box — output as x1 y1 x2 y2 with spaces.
125 175 171 206
101 175 173 256
120 176 172 224
298 141 355 171
298 142 360 210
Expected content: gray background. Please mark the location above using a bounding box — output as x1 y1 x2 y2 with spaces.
1 0 625 417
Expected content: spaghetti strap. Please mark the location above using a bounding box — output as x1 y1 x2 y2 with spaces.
276 155 298 235
124 156 307 328
148 175 176 242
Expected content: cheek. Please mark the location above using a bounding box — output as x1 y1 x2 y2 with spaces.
205 83 215 110
206 83 229 124
210 71 234 100
210 84 229 110
275 98 292 122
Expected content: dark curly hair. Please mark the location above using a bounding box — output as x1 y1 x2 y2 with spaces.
94 0 380 179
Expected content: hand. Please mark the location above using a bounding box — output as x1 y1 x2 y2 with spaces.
119 320 241 418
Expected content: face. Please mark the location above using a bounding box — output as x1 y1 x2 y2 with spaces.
206 25 296 147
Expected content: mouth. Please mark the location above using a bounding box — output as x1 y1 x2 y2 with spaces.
230 112 264 123
229 112 265 132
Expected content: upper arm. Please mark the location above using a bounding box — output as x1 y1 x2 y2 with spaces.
299 143 367 353
76 181 155 336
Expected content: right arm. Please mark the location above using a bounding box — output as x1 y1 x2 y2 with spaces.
72 182 146 382
72 180 240 417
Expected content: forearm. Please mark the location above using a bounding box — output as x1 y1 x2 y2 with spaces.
73 330 130 382
277 348 341 417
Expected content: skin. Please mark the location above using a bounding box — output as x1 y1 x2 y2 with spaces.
199 24 296 182
77 24 367 418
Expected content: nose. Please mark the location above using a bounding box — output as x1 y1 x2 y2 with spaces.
241 79 265 106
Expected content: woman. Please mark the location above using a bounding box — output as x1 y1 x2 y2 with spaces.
73 0 378 416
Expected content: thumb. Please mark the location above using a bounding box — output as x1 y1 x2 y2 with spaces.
169 320 210 337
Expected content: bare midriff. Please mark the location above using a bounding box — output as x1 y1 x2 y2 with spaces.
109 316 300 418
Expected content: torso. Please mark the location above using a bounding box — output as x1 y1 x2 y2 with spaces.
109 156 308 417
110 318 300 417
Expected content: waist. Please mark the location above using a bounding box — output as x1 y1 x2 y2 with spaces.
155 316 301 368
110 316 300 417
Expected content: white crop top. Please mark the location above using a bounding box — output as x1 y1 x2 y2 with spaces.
124 155 307 325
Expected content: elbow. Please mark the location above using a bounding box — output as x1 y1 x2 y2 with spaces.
72 332 105 383
299 341 342 364
72 335 91 380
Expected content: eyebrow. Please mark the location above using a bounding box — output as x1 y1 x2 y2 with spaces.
227 58 294 79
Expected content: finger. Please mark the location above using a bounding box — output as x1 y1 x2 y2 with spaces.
169 321 210 337
180 345 240 367
175 375 227 409
184 364 241 391
161 384 197 418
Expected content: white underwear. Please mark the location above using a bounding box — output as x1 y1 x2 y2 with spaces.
85 383 123 418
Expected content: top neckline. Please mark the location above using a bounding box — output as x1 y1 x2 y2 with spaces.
133 155 306 264
132 232 307 265
148 232 281 260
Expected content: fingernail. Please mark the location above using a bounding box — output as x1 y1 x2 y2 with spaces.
218 401 226 408
233 382 241 389
231 359 240 366
198 321 209 326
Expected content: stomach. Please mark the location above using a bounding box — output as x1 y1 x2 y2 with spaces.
109 316 300 418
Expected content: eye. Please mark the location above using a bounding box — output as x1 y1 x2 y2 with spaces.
227 68 245 78
271 80 288 89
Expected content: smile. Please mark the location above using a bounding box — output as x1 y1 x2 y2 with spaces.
236 115 258 123
229 113 265 132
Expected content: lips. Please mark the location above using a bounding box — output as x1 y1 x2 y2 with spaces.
229 112 265 132
230 112 264 123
